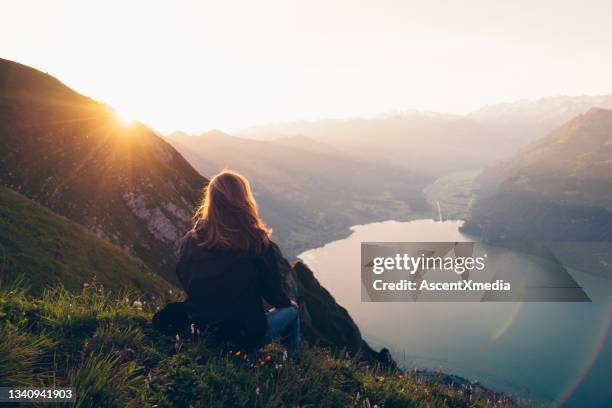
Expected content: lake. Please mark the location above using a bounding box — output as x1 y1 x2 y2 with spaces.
298 219 612 407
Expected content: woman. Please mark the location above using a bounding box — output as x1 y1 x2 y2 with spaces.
175 170 300 352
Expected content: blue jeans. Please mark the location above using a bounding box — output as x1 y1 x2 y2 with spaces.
256 307 300 351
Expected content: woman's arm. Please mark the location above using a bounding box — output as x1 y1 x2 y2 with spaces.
256 245 292 308
175 232 193 290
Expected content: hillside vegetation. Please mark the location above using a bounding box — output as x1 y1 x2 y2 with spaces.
0 279 521 407
0 186 173 297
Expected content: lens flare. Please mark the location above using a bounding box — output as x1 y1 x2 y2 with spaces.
555 305 612 407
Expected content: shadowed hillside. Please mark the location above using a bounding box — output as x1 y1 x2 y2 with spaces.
0 58 207 283
464 107 612 243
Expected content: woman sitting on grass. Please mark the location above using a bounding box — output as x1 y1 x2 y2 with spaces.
175 170 300 353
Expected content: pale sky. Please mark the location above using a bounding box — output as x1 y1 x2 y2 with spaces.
2 0 612 133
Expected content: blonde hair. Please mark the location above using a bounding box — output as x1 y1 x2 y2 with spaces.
192 170 271 253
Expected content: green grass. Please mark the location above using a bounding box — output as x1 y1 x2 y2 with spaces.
0 186 173 297
0 278 522 407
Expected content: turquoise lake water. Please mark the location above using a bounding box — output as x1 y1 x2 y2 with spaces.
299 219 612 407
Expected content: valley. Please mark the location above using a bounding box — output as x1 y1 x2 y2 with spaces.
165 130 432 258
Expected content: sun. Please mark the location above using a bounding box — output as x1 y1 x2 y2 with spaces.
114 109 136 126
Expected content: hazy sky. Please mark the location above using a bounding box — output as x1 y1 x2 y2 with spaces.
2 0 612 133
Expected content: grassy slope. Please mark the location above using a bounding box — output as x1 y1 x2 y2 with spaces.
0 280 521 408
0 186 173 297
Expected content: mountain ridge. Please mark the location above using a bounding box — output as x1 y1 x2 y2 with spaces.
463 107 612 242
0 57 207 283
468 93 612 145
236 112 514 176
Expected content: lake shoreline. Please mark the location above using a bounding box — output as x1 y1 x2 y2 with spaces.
297 217 612 407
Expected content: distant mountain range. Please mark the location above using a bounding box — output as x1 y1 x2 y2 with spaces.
165 130 430 257
271 134 339 155
238 95 612 177
463 107 612 243
468 94 612 146
238 113 513 176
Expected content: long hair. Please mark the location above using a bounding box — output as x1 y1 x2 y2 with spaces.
192 170 271 254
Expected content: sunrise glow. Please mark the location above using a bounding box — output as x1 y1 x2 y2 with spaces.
2 0 612 134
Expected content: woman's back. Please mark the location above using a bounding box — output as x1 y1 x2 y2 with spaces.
172 170 299 351
176 230 291 349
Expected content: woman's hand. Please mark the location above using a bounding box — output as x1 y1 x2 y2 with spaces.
290 299 299 309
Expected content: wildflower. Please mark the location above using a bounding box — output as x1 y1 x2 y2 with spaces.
133 300 143 310
376 376 385 383
255 387 260 396
174 334 182 352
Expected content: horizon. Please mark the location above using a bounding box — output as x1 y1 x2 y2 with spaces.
3 0 612 133
8 54 612 137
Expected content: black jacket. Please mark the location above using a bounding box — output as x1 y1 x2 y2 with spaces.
175 233 292 349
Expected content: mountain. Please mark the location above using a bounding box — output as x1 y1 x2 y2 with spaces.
0 58 391 364
0 186 173 296
271 134 338 155
0 58 207 283
238 113 514 176
165 130 430 258
469 94 612 145
463 108 612 243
